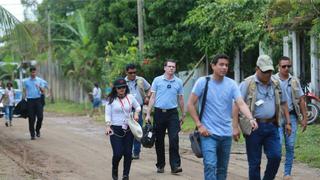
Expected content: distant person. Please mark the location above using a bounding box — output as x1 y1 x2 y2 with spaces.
23 67 46 140
145 59 186 174
275 56 307 180
0 82 15 127
105 78 141 180
125 63 151 159
91 82 102 117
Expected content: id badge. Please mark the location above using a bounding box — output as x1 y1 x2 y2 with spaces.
255 99 264 106
122 124 128 130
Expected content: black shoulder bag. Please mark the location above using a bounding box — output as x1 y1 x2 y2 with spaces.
189 76 210 158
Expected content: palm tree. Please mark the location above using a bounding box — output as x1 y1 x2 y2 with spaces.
0 5 35 61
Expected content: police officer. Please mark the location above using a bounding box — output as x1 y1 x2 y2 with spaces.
233 55 292 180
145 59 185 174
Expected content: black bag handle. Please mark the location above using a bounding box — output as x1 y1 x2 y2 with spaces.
197 76 210 129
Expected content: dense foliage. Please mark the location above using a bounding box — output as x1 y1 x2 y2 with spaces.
1 0 320 89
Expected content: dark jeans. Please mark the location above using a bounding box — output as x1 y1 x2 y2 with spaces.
245 122 281 180
27 98 44 137
110 125 134 177
133 106 143 156
153 108 181 170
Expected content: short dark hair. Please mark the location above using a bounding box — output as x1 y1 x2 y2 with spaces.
210 54 230 65
30 66 36 72
126 63 136 71
164 59 176 66
278 56 291 64
94 82 99 87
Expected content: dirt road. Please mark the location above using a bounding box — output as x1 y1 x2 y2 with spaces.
0 113 319 180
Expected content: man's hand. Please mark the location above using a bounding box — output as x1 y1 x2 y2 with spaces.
233 126 240 142
301 118 307 132
198 124 210 137
133 113 139 122
145 114 151 123
285 123 292 136
250 119 259 131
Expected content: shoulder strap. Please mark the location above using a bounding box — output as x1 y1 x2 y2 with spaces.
199 76 210 121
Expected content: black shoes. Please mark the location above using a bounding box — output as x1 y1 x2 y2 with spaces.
122 175 129 180
157 167 164 173
132 154 139 160
5 122 8 127
31 136 36 140
36 132 41 137
171 166 182 174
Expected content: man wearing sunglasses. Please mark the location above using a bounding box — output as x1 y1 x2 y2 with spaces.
233 55 291 180
125 63 151 160
145 59 185 174
274 56 307 180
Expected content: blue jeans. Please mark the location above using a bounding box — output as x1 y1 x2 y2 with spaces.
200 134 232 180
4 106 14 122
245 122 281 180
279 114 298 176
133 108 143 156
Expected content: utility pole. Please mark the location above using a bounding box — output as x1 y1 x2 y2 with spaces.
47 6 54 103
137 0 144 59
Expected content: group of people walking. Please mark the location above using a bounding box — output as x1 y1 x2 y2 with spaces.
104 54 308 180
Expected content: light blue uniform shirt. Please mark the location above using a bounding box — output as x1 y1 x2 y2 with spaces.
239 74 288 119
274 73 304 112
192 76 241 136
151 75 183 109
23 77 45 99
125 76 151 105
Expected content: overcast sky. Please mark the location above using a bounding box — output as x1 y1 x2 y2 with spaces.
0 0 25 21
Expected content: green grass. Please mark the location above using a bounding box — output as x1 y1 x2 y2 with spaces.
294 124 320 168
45 100 91 116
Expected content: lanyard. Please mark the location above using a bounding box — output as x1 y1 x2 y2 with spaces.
118 96 132 118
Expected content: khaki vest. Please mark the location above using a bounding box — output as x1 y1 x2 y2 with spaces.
288 76 303 121
136 77 146 99
243 75 282 124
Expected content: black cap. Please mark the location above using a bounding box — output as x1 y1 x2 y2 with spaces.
113 78 127 88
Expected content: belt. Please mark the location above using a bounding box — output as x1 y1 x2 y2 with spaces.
256 118 275 123
155 107 177 113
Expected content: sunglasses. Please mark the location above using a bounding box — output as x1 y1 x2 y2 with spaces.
116 86 126 90
281 65 292 69
128 71 136 74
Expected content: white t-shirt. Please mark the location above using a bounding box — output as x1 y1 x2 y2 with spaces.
105 94 141 126
5 88 15 106
93 87 101 99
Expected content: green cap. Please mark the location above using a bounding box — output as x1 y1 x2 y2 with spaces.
256 55 274 72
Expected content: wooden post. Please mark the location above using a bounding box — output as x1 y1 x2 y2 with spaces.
291 31 301 78
310 35 319 96
234 48 240 83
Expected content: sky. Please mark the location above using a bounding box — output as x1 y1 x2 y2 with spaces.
0 0 25 21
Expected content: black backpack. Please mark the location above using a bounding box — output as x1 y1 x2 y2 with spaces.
141 122 155 148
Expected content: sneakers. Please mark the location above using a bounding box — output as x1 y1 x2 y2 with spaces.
171 166 182 174
9 121 12 126
5 122 8 127
157 167 164 173
132 154 139 160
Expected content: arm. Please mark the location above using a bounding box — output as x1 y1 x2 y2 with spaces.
281 102 292 135
187 93 210 136
145 92 155 122
299 96 308 132
105 103 113 135
131 96 141 121
178 94 186 122
232 103 241 141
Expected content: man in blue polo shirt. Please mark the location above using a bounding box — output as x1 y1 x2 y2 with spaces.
188 54 257 180
145 59 186 174
23 67 46 140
